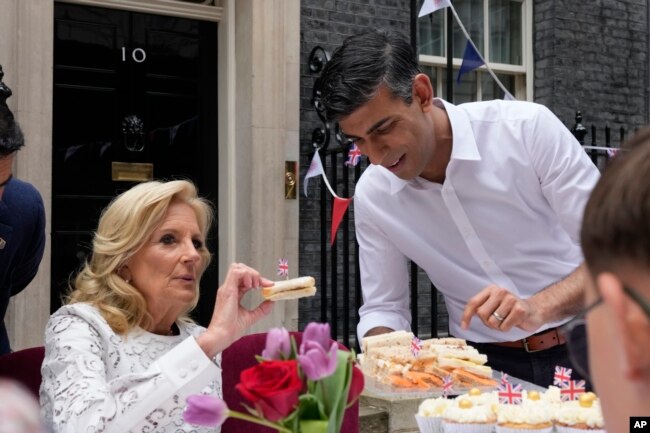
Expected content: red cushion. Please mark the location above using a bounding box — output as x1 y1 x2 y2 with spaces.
0 346 45 398
221 332 359 433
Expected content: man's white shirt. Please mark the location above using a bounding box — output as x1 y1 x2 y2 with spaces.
355 98 600 342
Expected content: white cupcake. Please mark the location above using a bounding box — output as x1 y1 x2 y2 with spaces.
454 387 498 408
442 397 495 433
415 397 450 433
495 400 554 433
555 393 606 433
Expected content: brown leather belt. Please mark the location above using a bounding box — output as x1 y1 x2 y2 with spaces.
489 327 566 353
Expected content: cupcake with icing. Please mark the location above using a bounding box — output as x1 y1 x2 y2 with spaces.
495 400 554 433
555 393 606 432
415 397 449 433
540 386 562 405
442 397 496 433
455 387 498 408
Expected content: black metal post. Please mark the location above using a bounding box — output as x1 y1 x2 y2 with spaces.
330 152 339 340
410 262 419 337
342 156 351 348
446 2 454 102
410 0 418 55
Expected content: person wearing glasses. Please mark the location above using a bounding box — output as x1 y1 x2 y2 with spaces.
316 29 600 387
567 127 650 431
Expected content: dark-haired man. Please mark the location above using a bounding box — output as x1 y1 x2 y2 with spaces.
577 128 650 431
0 65 46 354
317 29 599 386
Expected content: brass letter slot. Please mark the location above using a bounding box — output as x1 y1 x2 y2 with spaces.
111 161 154 182
285 161 297 199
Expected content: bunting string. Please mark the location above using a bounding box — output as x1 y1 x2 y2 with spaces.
448 4 514 99
419 0 515 100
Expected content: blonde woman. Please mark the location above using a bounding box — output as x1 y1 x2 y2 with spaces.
40 180 274 433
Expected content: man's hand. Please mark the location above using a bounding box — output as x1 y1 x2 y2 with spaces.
460 284 545 332
460 265 587 333
364 326 395 337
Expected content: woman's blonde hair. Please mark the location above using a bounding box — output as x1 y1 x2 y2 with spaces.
67 180 214 334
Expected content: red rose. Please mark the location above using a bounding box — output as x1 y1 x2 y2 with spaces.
235 359 303 422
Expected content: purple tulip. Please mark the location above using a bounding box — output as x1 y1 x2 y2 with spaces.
298 323 338 380
298 340 339 380
262 327 292 360
302 323 331 351
183 395 229 427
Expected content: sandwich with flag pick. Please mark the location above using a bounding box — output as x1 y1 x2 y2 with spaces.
261 276 317 301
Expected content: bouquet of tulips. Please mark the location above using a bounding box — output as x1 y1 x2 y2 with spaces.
183 322 364 433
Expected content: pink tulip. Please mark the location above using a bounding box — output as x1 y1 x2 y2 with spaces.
262 327 292 360
302 323 331 350
183 395 229 427
299 323 338 380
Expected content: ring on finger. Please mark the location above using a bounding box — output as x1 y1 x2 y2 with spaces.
492 311 505 322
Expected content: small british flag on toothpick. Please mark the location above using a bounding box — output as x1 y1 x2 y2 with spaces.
410 336 423 357
554 365 573 388
498 381 523 405
560 380 586 401
277 258 289 278
442 375 454 398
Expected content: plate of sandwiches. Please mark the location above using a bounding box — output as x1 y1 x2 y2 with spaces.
358 330 499 399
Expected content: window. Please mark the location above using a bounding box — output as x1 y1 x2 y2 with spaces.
418 0 532 102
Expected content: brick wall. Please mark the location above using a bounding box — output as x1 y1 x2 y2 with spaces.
534 0 649 139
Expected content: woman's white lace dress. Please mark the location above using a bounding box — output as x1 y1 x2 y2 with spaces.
40 303 222 433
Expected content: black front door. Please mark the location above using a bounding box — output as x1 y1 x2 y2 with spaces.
52 3 219 325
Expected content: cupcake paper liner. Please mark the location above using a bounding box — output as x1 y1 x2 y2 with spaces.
415 414 443 433
555 427 606 433
442 420 494 433
495 425 553 433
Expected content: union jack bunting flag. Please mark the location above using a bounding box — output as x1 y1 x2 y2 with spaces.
498 382 523 405
560 380 586 401
553 365 573 387
442 375 454 398
277 258 289 277
410 336 423 357
345 143 362 167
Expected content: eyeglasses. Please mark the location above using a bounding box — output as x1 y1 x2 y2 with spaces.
559 285 650 380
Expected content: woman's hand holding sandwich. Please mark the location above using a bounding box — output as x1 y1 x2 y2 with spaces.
197 262 275 358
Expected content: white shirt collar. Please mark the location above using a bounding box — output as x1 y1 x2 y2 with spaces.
386 98 482 195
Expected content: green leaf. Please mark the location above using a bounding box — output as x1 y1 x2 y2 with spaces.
313 350 354 433
290 335 299 359
299 420 329 433
297 393 327 421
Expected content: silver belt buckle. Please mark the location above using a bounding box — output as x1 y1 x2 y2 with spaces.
522 337 543 353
